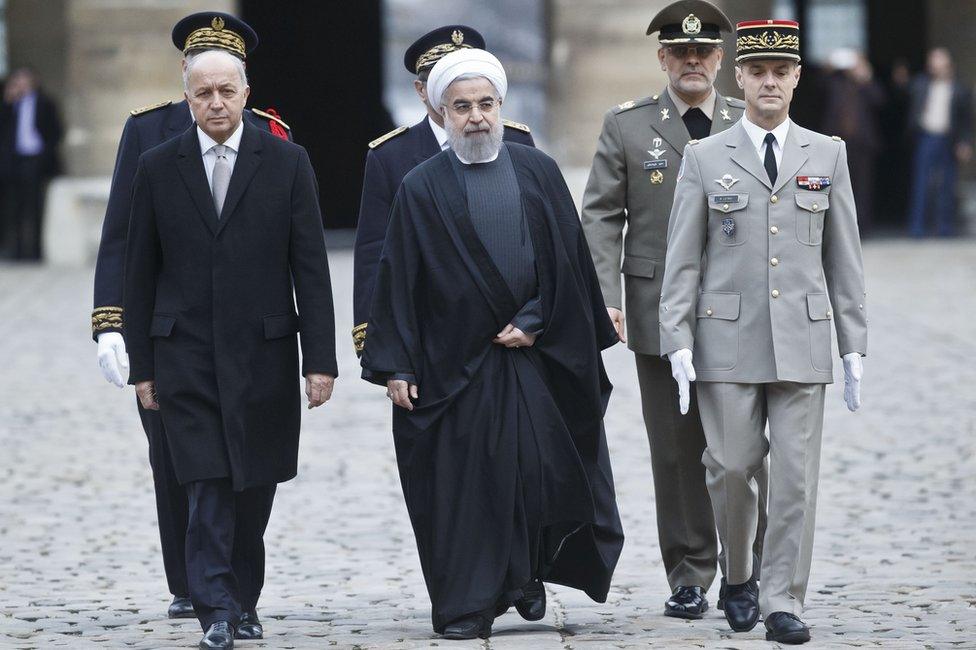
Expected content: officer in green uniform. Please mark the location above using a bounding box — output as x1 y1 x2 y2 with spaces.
581 0 765 619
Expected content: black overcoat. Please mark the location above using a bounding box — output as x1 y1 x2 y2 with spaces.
124 122 337 490
362 143 623 631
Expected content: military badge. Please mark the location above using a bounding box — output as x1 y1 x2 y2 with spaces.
647 147 667 159
650 170 665 184
653 137 663 148
796 176 831 190
643 159 668 170
715 174 740 191
721 108 732 121
661 108 670 121
722 217 735 237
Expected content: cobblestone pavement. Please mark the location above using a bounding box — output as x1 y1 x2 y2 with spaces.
1 239 974 649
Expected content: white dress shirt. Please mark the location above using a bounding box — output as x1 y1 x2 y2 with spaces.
428 115 450 151
197 120 244 191
740 114 791 171
920 79 952 135
15 92 44 156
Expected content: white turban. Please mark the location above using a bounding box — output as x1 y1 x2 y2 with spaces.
426 48 508 110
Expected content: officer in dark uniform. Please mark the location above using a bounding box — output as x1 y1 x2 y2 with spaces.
351 25 536 353
90 12 292 625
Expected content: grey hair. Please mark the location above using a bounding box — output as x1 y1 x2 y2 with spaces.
183 50 248 92
437 73 501 109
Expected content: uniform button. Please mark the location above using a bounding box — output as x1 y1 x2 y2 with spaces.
706 308 713 316
827 310 832 319
770 257 779 266
812 203 819 211
770 195 779 204
858 304 864 309
771 289 780 298
770 226 779 234
723 203 730 211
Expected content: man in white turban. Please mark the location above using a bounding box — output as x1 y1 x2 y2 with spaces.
361 48 625 641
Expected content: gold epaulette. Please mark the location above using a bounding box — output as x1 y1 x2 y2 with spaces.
130 100 172 116
352 322 367 354
369 126 408 149
832 135 843 142
502 118 531 134
251 108 290 130
92 306 124 335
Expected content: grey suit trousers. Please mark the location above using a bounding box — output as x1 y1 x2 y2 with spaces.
635 355 766 590
697 381 825 616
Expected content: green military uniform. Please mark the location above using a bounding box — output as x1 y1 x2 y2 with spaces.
581 0 766 599
659 20 867 623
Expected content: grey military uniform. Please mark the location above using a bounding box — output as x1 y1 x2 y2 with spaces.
582 89 766 593
659 119 867 616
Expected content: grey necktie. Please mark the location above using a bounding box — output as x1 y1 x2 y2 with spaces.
211 144 231 218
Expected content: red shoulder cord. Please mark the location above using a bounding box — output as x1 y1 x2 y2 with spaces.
264 107 289 140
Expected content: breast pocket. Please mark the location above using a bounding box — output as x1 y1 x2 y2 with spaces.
795 192 828 246
707 193 749 246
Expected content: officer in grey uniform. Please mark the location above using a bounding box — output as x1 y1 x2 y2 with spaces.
581 0 765 619
660 19 867 644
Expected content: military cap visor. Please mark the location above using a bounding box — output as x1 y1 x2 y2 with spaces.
403 24 486 75
647 0 733 43
172 12 258 59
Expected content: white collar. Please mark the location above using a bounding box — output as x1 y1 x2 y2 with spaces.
740 114 791 151
667 86 717 119
197 119 244 156
428 115 449 150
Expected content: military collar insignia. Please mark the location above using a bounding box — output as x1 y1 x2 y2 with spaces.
661 108 670 121
721 108 732 121
716 174 740 191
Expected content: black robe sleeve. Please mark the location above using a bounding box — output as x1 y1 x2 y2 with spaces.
122 157 160 384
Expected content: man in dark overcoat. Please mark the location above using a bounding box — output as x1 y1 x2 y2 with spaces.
124 49 336 650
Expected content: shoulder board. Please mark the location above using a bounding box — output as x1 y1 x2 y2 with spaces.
502 118 531 133
129 100 172 116
614 96 654 114
251 107 290 130
832 135 843 142
725 96 746 108
369 126 408 149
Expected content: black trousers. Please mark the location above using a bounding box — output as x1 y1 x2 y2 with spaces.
0 154 47 260
138 399 189 598
185 478 276 631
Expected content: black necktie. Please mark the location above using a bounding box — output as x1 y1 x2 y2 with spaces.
682 107 711 140
763 132 778 185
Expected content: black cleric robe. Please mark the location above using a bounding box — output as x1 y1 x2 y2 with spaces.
361 142 624 632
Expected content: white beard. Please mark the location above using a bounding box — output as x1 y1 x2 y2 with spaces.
445 117 504 163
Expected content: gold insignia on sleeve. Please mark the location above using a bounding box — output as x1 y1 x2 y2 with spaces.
369 126 408 149
92 306 124 335
129 100 173 116
352 322 368 353
502 118 531 133
250 108 290 130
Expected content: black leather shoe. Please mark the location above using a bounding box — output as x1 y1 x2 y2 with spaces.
514 579 546 621
235 611 263 640
717 578 727 611
442 613 492 640
199 621 234 649
664 585 708 619
168 595 195 619
765 612 810 644
723 579 760 632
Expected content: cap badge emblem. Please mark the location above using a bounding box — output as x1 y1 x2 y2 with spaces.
211 16 225 31
452 30 464 46
682 14 702 35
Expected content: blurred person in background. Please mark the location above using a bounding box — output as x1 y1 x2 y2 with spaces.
824 49 884 236
0 67 62 261
878 58 913 229
906 47 973 237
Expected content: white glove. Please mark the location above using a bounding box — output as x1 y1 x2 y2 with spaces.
842 352 863 412
667 348 697 415
97 332 129 388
